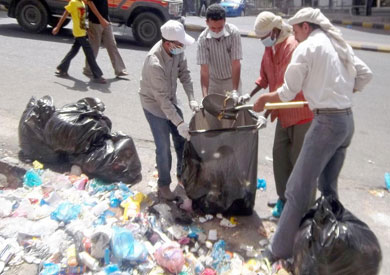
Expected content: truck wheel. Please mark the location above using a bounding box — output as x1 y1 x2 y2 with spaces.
49 17 70 28
16 0 48 33
132 12 162 47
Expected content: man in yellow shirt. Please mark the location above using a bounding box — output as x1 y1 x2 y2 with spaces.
52 0 106 84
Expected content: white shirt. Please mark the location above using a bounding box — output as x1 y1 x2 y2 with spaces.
277 29 372 110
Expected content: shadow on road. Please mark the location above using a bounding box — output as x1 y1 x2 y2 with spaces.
53 74 128 93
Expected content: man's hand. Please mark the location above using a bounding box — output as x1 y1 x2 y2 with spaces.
253 94 267 112
189 100 200 112
87 29 94 40
238 93 251 105
230 90 239 105
52 27 60 35
101 18 109 28
177 122 190 141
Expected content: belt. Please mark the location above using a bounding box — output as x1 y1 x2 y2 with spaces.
313 108 352 114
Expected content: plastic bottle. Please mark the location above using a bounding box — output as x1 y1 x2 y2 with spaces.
79 251 100 271
257 178 266 190
385 172 390 191
67 244 78 267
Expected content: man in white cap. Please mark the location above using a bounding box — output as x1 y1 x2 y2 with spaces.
139 20 199 200
197 4 242 99
253 8 373 261
240 11 314 218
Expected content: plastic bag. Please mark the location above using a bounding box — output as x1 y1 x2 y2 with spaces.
154 242 185 274
44 97 111 154
18 96 61 163
70 132 142 184
293 196 382 275
111 227 147 263
50 202 81 224
182 110 261 215
23 169 42 187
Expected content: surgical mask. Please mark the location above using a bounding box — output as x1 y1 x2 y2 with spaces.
170 45 185 55
261 35 276 47
210 28 225 39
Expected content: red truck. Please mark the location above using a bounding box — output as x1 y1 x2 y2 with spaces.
0 0 183 46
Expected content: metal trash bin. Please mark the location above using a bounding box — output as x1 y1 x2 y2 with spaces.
181 109 263 215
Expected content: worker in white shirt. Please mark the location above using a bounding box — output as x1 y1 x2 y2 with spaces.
253 7 373 262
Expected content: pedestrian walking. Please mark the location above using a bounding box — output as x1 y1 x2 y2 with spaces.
139 20 199 200
83 0 128 78
197 4 242 99
52 0 106 84
198 0 208 16
239 11 315 218
253 8 373 262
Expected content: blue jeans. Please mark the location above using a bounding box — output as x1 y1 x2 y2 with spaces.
270 109 354 259
143 108 185 187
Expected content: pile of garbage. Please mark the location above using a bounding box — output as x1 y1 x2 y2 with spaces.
18 96 142 184
0 163 290 275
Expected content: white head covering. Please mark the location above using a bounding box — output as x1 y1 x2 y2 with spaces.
160 20 195 46
254 11 292 45
288 8 356 77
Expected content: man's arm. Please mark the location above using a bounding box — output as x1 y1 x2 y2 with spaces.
232 59 241 91
178 54 195 101
253 91 281 112
52 11 69 35
353 55 373 93
200 64 209 98
85 0 109 27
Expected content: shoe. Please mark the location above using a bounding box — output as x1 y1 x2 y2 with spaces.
272 199 284 218
158 186 176 201
116 71 128 77
267 199 277 208
93 76 107 84
55 69 69 77
82 70 93 77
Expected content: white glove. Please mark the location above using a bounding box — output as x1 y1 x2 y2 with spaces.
177 122 190 141
238 93 251 104
230 90 239 105
189 100 200 112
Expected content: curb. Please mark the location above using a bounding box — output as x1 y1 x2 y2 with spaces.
185 24 390 53
331 19 390 31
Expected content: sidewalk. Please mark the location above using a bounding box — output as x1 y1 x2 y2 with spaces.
185 15 390 53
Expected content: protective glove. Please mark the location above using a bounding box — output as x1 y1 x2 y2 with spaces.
177 122 190 141
230 90 239 105
189 100 200 112
238 93 251 105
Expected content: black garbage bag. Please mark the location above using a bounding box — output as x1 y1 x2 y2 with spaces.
182 109 262 215
70 132 142 184
44 97 112 154
18 96 62 163
293 196 382 275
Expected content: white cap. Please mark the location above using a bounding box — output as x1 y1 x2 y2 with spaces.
160 20 195 46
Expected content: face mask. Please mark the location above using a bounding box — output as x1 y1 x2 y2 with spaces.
261 35 276 47
170 45 185 55
210 28 225 39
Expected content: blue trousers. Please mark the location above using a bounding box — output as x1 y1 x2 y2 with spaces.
143 108 185 187
270 109 354 259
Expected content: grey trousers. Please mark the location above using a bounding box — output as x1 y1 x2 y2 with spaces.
273 120 314 203
84 22 126 76
270 110 354 259
208 77 242 96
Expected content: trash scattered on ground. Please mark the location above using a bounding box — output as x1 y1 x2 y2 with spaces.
0 163 292 275
369 189 385 198
257 179 267 191
385 172 390 192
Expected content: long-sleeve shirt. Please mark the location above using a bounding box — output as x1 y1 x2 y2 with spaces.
256 35 313 128
277 29 373 110
139 41 195 126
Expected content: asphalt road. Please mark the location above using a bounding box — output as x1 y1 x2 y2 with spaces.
0 11 389 272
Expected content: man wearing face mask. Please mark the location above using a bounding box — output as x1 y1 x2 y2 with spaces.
197 4 243 99
139 20 199 200
241 12 314 218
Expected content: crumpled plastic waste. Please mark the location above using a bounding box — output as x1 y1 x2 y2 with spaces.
154 242 185 274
